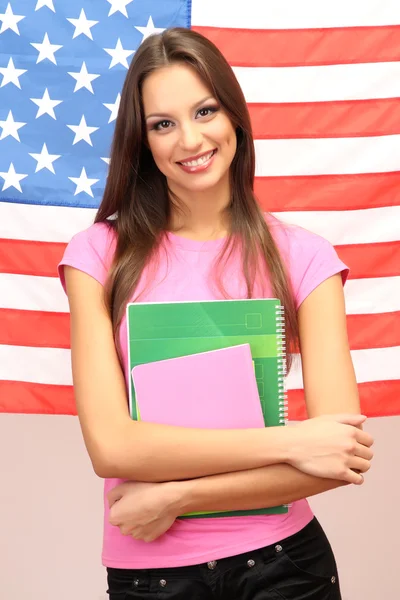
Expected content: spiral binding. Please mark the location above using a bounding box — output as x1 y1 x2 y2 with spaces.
276 303 291 511
275 304 288 426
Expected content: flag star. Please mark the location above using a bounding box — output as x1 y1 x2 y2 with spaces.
30 88 63 119
104 38 134 69
67 115 99 146
31 32 63 64
0 57 27 88
35 0 55 11
106 0 133 17
29 143 61 174
101 157 110 165
135 16 165 43
68 61 100 93
69 167 99 197
0 110 26 141
103 93 121 123
67 8 98 40
0 3 25 35
0 162 27 192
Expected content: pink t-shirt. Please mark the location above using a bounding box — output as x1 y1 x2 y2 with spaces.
58 213 349 569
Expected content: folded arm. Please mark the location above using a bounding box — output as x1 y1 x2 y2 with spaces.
176 463 344 515
172 273 368 513
107 275 373 542
65 267 372 485
107 464 345 542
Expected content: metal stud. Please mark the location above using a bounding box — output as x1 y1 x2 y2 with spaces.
207 560 217 570
133 579 139 587
159 579 167 587
275 544 283 553
247 559 255 568
331 576 336 584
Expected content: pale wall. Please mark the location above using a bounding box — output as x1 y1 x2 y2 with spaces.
1 414 398 599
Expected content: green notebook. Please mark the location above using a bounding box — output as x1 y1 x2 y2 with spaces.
126 298 288 517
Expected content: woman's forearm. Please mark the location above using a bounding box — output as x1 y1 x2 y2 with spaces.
103 422 292 481
175 463 347 514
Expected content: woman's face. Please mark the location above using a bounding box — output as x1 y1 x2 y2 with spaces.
142 63 237 197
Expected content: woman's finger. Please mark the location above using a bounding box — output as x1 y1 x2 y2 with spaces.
342 468 364 485
355 429 374 448
354 443 374 461
348 456 371 474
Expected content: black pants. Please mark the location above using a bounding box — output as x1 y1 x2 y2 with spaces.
106 517 341 599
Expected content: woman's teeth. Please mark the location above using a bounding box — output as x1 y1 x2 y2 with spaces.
180 150 214 167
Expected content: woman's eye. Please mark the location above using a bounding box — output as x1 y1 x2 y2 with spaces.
197 107 217 118
154 120 171 131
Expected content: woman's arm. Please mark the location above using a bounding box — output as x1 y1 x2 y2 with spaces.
155 273 374 513
65 267 372 482
173 465 345 516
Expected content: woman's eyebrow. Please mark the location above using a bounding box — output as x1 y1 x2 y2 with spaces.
145 95 215 120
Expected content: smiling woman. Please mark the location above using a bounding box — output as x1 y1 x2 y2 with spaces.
57 27 374 600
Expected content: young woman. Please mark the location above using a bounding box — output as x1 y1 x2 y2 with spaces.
59 28 374 600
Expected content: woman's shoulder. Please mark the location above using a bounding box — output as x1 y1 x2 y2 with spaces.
71 219 117 248
66 220 117 260
264 212 331 255
58 220 117 291
263 212 349 307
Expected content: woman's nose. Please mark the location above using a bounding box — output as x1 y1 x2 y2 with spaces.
179 123 202 151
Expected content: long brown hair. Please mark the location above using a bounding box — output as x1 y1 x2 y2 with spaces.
95 27 299 371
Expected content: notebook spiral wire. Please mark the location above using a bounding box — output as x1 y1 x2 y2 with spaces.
275 304 288 426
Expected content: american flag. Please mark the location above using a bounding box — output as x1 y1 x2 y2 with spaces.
0 0 399 419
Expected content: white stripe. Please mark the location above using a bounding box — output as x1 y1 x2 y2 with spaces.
0 202 96 242
192 0 400 29
273 207 400 245
1 273 399 315
0 274 69 312
234 63 400 103
0 345 72 386
255 135 400 176
286 346 400 390
2 344 398 387
2 204 399 247
345 277 400 315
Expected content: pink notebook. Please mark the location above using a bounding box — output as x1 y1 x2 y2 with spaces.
131 344 265 429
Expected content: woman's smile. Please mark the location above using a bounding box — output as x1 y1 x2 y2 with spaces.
176 149 218 173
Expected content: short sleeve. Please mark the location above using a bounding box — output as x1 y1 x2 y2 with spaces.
289 229 349 310
58 221 116 294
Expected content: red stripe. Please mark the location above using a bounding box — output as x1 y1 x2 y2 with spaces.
0 309 70 348
1 379 398 417
347 312 400 350
0 238 66 277
1 309 398 352
193 25 400 67
255 171 400 211
288 379 400 421
0 381 76 415
336 242 400 279
249 98 400 139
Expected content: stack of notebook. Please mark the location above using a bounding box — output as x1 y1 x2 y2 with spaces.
126 298 288 518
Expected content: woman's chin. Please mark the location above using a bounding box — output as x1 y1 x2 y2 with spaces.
173 173 225 195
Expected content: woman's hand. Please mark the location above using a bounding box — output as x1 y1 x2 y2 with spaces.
107 481 183 542
288 414 374 484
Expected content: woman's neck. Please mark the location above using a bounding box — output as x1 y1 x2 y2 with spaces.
167 179 231 241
